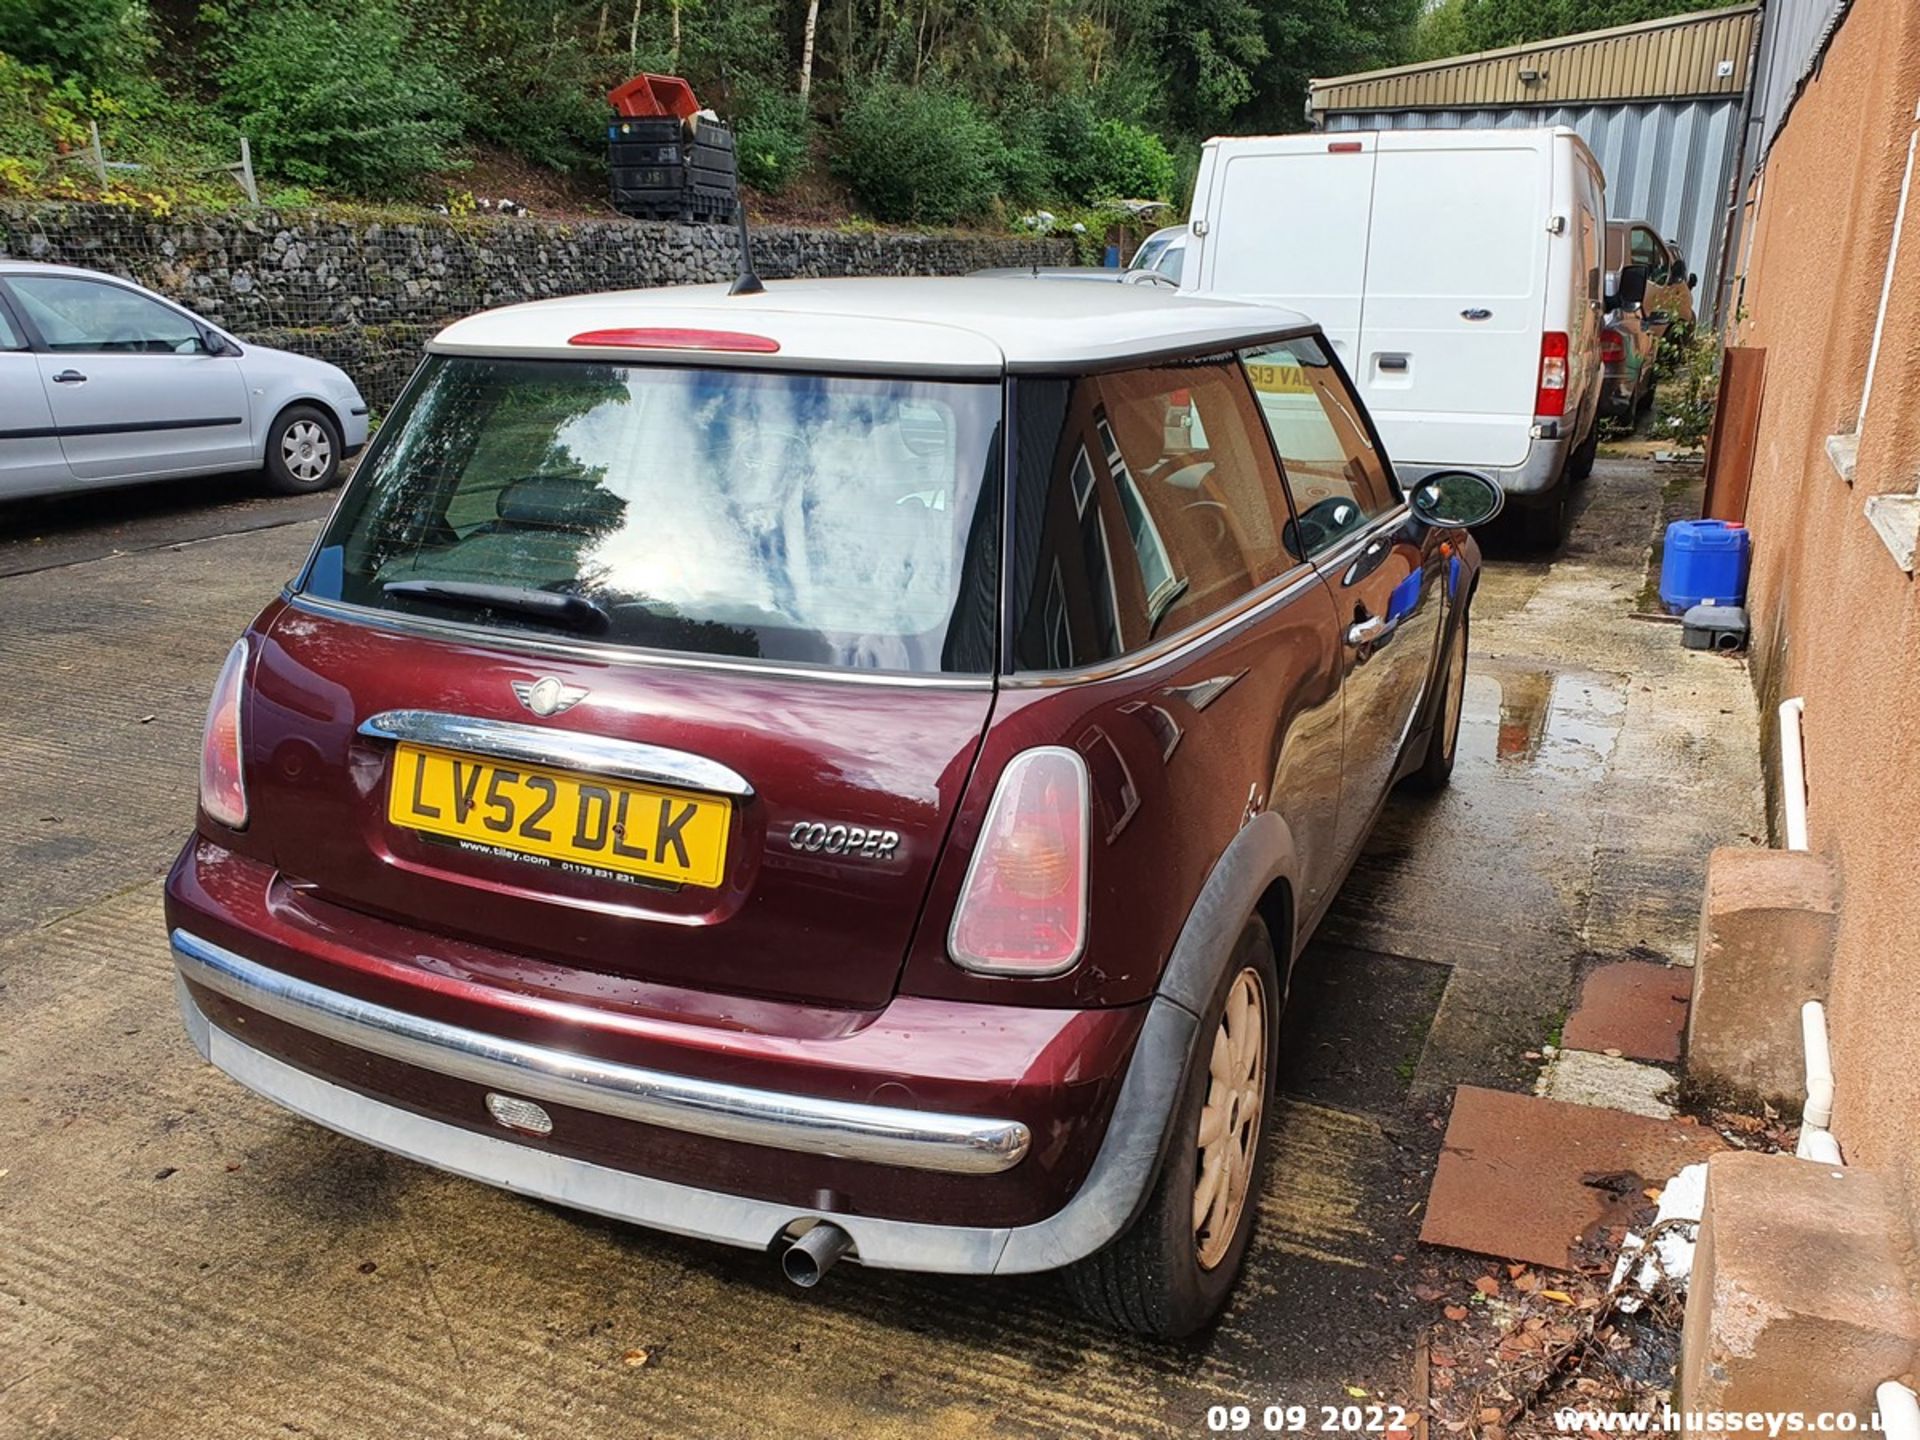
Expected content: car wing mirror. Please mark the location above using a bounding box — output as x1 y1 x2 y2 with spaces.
199 328 233 356
1410 470 1504 529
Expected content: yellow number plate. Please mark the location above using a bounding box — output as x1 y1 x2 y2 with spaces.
1245 361 1315 395
388 743 731 888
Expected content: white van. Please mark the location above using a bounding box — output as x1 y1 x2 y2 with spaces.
1184 127 1606 543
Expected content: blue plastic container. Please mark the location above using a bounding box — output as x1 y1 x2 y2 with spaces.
1660 519 1751 614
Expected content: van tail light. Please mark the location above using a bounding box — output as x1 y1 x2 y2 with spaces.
948 748 1089 976
1536 331 1570 418
1600 330 1624 365
199 638 250 830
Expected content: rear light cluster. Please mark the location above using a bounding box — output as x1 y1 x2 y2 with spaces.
1600 330 1625 365
948 748 1090 977
199 638 250 830
1535 331 1570 418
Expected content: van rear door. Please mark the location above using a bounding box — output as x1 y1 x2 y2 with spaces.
1191 134 1378 367
1353 133 1552 471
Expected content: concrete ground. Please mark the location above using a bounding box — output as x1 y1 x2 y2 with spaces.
0 458 1759 1438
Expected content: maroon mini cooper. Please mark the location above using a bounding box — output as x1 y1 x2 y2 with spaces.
166 278 1499 1336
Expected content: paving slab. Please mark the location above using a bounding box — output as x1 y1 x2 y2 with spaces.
1561 961 1692 1062
1420 1086 1726 1272
1536 1048 1678 1118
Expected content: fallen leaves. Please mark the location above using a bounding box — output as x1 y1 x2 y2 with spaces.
1473 1275 1500 1297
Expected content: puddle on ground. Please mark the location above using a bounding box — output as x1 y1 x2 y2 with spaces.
1458 662 1626 780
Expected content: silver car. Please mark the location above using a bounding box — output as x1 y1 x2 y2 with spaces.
0 261 369 501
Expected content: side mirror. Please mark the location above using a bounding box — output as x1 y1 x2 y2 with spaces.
1410 470 1504 529
1614 263 1650 312
200 328 232 356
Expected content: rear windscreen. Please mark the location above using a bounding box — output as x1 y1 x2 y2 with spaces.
302 357 1002 673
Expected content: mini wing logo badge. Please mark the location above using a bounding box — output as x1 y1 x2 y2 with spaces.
512 676 589 717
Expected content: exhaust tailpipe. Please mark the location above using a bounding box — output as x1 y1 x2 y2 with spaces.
782 1222 854 1288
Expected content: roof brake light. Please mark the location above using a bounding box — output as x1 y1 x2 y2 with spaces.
568 327 781 353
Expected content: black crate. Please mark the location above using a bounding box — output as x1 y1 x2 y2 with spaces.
608 139 682 166
610 164 681 191
607 114 738 222
606 117 681 144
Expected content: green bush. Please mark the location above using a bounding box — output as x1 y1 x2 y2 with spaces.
993 96 1055 208
214 0 467 197
1040 99 1176 204
0 0 148 86
832 81 1002 225
734 90 810 195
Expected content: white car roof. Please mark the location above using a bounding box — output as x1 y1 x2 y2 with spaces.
427 277 1315 376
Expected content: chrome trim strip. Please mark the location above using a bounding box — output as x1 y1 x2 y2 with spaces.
172 930 1029 1176
356 710 756 800
288 594 993 691
176 976 1192 1274
1000 564 1325 688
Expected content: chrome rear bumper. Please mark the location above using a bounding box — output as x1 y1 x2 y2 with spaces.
172 929 1197 1275
171 928 1027 1175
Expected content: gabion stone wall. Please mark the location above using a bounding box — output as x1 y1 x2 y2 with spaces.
0 204 1073 407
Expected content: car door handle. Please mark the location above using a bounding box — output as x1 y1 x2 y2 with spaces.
1346 614 1391 647
50 369 87 384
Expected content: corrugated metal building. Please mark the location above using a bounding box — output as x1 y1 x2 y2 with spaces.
1308 5 1761 324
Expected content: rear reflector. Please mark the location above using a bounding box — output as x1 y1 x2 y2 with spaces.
199 638 249 830
948 748 1090 977
568 327 781 353
1536 331 1570 418
1328 142 1364 153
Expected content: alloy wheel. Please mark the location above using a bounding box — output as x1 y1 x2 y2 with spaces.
281 420 332 484
1194 966 1267 1270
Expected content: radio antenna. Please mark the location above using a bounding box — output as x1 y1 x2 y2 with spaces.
729 201 765 297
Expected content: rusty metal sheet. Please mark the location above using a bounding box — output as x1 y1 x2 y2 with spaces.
1704 346 1767 522
1562 961 1694 1063
1420 1086 1726 1271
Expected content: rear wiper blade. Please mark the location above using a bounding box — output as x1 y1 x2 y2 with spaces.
382 580 611 635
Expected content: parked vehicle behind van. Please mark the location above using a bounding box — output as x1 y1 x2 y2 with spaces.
1183 127 1607 546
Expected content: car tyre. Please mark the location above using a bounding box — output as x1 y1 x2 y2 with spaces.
1404 612 1468 792
263 404 343 495
1065 915 1279 1339
1566 422 1599 483
1519 479 1571 550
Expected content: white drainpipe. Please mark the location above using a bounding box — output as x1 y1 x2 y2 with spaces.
1798 999 1842 1163
1779 700 1837 1161
1879 1382 1920 1440
1780 697 1810 851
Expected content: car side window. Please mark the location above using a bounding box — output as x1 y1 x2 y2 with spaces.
1242 337 1397 561
1629 227 1660 274
0 303 22 351
6 276 204 354
1008 359 1296 670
